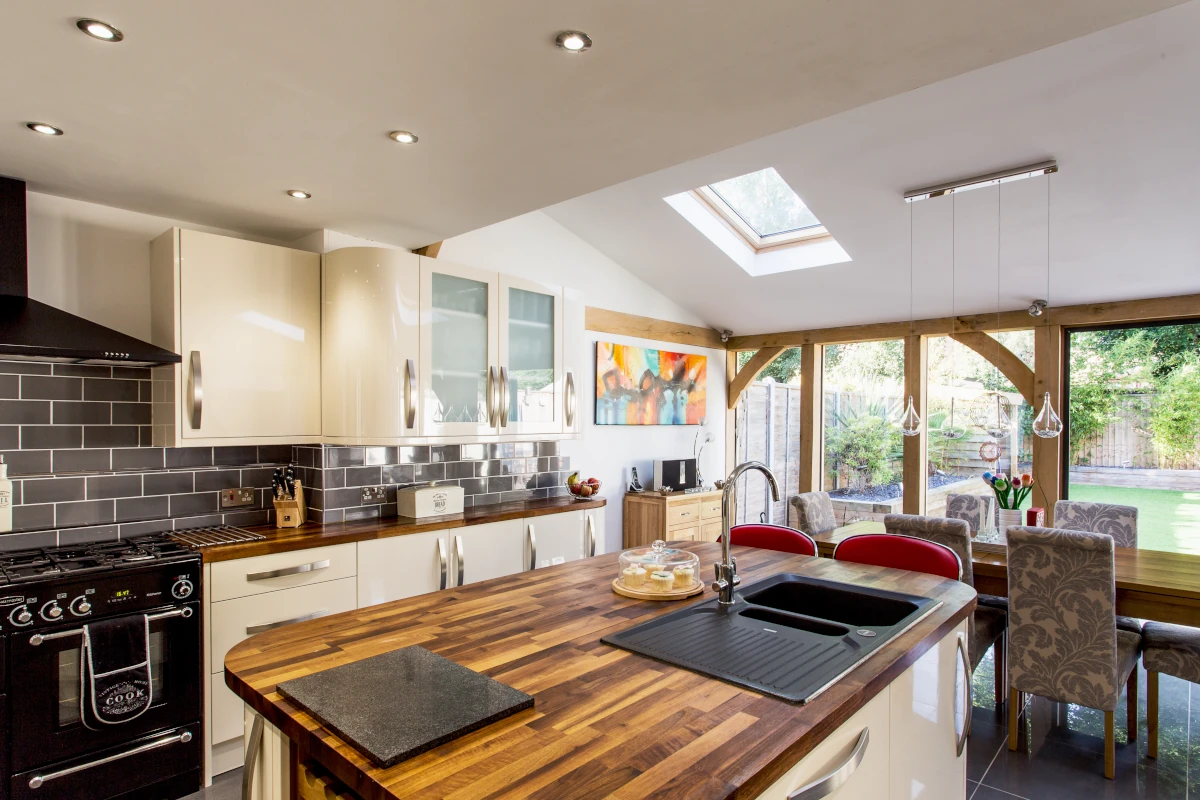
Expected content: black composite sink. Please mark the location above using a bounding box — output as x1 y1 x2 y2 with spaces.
601 573 940 703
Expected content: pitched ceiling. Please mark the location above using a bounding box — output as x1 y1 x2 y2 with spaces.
546 2 1200 335
0 0 1184 248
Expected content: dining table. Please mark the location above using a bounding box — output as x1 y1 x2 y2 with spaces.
812 520 1200 626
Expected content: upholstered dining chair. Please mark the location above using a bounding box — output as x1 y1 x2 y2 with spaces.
1141 623 1200 760
884 513 1008 703
1005 526 1142 779
945 493 997 539
725 524 817 557
1054 500 1142 635
788 492 837 537
833 532 962 581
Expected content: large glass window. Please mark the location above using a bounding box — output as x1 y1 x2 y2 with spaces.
926 332 1034 528
1065 322 1200 553
733 349 802 525
822 340 905 522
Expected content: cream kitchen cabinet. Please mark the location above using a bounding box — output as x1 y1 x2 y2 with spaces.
322 248 421 442
498 274 564 436
150 228 322 446
527 511 584 568
582 505 605 556
358 529 451 606
451 519 526 585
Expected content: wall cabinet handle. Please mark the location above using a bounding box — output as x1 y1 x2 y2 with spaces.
189 351 203 429
454 535 465 587
527 524 537 571
245 609 328 635
587 514 596 557
405 358 417 429
565 371 576 427
499 366 510 428
437 537 448 591
245 559 330 582
956 632 972 756
486 367 498 428
788 727 869 800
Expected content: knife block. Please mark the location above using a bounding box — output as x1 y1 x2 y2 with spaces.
273 481 307 528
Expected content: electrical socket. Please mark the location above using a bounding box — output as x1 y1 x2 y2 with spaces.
361 486 386 504
220 487 257 508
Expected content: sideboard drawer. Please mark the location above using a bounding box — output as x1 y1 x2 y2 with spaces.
669 526 699 542
701 498 722 520
668 502 700 527
210 543 356 602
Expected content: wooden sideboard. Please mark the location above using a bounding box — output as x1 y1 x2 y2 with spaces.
623 490 724 546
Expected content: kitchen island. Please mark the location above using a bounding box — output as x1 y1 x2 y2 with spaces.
225 542 976 800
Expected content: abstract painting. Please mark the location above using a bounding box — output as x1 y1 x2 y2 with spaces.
595 342 706 425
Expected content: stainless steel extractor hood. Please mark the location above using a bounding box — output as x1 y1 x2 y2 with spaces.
0 176 181 367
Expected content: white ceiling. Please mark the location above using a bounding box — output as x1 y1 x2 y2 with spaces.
546 2 1200 335
0 0 1183 248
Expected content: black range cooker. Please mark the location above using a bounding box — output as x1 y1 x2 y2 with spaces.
0 534 202 800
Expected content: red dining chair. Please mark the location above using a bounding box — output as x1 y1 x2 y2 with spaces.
722 524 817 557
832 533 962 581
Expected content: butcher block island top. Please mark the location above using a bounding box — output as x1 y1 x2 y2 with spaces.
225 542 975 800
200 496 606 562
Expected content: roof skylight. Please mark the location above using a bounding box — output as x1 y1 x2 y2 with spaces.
707 168 821 237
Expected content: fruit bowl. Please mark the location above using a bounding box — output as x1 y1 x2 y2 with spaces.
566 475 602 500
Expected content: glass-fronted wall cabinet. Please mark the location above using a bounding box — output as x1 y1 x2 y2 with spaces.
419 258 500 437
499 276 563 436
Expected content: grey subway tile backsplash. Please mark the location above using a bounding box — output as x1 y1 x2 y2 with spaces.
115 496 170 523
22 425 82 450
0 400 51 424
21 375 82 400
53 402 112 425
56 499 115 528
23 477 86 505
86 474 144 499
144 471 194 496
0 374 20 398
169 492 218 517
83 426 139 448
83 378 140 402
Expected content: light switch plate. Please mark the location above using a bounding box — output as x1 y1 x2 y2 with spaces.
221 487 257 508
362 486 386 504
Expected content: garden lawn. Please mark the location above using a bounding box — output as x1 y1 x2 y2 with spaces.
1066 483 1200 554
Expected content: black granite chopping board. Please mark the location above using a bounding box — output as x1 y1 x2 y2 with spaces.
276 645 534 768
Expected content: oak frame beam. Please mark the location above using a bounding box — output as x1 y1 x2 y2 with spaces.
949 331 1036 406
726 347 786 410
798 344 823 495
585 308 726 349
413 241 442 258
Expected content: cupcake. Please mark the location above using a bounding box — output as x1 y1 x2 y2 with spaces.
622 566 647 588
651 571 674 591
673 565 695 589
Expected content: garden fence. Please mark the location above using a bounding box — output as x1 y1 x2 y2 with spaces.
1073 394 1200 470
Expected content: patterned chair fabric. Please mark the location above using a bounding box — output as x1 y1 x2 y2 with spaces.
883 514 975 588
945 493 996 538
1054 500 1138 549
1006 525 1141 711
789 492 837 537
1142 622 1200 685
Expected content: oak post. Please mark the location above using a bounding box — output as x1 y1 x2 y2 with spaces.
1031 324 1063 524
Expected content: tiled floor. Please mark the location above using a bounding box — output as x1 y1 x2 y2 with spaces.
184 650 1195 800
970 649 1196 799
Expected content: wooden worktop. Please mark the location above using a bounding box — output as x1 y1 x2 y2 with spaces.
200 496 606 562
225 541 975 800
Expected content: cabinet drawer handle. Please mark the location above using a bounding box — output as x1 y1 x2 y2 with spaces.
527 524 537 571
246 609 328 635
245 559 330 582
587 514 596 557
487 367 498 427
499 366 510 428
28 728 194 789
565 371 576 427
956 632 972 756
405 358 417 429
454 535 465 587
437 537 448 591
189 351 203 429
788 727 869 800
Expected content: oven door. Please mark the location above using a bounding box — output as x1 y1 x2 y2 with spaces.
8 602 201 773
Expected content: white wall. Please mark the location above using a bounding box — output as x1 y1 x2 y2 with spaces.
440 211 727 553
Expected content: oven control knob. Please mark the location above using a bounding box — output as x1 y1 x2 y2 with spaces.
71 596 92 616
171 579 194 599
40 601 63 621
10 605 32 626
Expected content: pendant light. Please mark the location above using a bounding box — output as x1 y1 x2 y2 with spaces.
942 194 964 440
900 200 922 437
1033 173 1063 439
989 182 1012 438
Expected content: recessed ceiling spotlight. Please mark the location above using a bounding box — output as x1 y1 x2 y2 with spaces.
388 131 419 145
76 19 124 42
286 189 311 199
27 123 64 136
555 31 592 53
